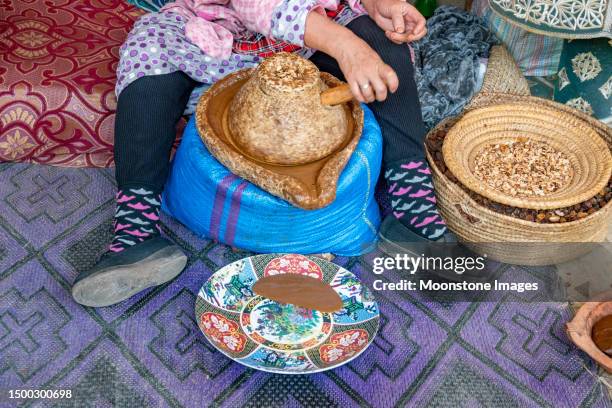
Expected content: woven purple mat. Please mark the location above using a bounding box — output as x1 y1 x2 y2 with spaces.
0 162 609 407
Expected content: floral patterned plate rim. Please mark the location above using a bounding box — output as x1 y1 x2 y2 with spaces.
195 254 380 374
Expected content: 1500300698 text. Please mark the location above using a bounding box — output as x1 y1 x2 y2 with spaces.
5 389 73 400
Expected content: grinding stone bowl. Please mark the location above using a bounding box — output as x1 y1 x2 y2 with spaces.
230 53 349 166
196 54 363 210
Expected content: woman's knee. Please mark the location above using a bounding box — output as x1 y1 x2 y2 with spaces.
347 16 415 71
115 72 195 149
347 16 389 46
118 72 196 109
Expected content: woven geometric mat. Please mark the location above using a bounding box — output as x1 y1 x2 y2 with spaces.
0 162 610 407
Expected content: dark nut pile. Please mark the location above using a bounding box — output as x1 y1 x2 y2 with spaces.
427 128 612 224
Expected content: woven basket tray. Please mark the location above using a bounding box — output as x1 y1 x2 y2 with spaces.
442 103 612 210
426 96 612 265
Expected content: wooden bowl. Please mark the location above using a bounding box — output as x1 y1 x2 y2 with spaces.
567 294 612 373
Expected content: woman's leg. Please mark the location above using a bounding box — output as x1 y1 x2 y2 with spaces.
114 72 197 194
310 16 447 240
111 72 197 252
72 71 196 307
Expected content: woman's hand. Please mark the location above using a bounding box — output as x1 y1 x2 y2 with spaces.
362 0 427 44
335 36 399 103
304 11 398 103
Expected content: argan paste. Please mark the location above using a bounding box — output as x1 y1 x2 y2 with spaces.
253 274 343 313
593 315 612 355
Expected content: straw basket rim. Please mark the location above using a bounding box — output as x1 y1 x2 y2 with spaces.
442 103 612 210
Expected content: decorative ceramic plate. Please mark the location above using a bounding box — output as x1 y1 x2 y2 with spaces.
195 254 380 374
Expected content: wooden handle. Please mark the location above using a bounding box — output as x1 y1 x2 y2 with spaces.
320 83 353 106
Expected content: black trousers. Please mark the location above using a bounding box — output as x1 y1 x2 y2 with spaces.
114 16 426 193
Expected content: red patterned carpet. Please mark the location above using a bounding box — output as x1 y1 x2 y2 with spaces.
0 0 143 167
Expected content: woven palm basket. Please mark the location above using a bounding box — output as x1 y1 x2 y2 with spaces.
426 48 612 265
442 103 612 210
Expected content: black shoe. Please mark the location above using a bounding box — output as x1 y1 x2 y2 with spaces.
72 236 188 307
378 215 455 256
378 216 498 283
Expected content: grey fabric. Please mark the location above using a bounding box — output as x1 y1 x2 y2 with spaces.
413 6 498 129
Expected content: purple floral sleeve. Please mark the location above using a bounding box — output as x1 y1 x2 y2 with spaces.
270 0 322 47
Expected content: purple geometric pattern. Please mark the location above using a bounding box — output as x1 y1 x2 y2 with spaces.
0 163 609 407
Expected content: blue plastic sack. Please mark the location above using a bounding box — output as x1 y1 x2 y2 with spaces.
163 105 382 256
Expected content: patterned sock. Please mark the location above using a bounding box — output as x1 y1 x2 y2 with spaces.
385 160 447 240
109 187 162 253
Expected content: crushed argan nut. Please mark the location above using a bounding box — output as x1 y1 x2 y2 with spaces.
473 139 572 198
257 53 318 92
